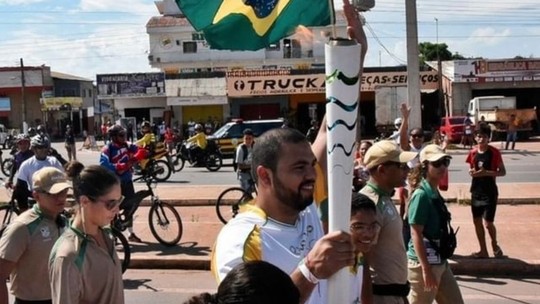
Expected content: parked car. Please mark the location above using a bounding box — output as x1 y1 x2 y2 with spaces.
208 118 284 159
439 116 469 143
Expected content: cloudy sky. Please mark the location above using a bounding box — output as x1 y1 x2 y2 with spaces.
0 0 538 80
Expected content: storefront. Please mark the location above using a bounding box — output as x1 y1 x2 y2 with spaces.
40 97 83 137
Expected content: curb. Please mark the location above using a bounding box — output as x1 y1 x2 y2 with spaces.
127 256 540 276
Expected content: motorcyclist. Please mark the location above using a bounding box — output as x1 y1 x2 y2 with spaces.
6 134 34 189
100 124 146 242
186 124 207 165
134 121 156 171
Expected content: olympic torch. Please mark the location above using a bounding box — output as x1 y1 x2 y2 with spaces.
325 38 361 304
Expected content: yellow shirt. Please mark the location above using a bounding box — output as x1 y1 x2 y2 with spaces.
135 133 156 148
187 132 208 149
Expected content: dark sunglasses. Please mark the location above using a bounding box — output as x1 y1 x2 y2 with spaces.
382 161 409 170
430 158 451 168
91 195 125 210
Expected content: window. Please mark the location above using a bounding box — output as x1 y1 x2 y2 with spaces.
62 89 77 97
88 89 92 97
283 39 301 58
183 41 197 53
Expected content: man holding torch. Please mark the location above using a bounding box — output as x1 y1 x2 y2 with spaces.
212 1 369 303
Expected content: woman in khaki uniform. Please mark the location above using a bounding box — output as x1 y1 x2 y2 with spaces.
49 165 124 304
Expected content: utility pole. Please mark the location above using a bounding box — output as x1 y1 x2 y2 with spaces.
405 0 422 129
435 18 445 119
20 58 27 133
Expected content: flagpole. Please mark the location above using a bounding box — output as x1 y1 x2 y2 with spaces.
325 37 360 304
329 0 337 38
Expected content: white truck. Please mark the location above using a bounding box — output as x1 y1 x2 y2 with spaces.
374 86 407 136
468 96 537 139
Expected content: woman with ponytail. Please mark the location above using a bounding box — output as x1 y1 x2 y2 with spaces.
49 164 124 304
406 145 463 303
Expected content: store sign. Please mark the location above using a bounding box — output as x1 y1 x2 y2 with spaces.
227 70 439 97
96 73 165 98
454 59 540 83
167 96 227 106
0 97 11 111
41 97 83 111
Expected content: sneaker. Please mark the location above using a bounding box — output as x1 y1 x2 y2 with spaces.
128 233 142 243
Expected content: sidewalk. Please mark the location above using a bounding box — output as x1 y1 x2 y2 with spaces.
122 181 540 277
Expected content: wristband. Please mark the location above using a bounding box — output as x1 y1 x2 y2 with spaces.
298 258 319 284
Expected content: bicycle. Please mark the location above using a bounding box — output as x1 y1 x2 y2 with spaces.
0 183 131 274
215 181 257 224
114 173 183 246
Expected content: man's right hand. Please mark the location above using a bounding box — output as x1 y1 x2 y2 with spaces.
305 230 355 279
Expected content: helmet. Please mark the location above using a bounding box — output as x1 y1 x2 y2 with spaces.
394 117 403 127
30 135 50 149
194 124 203 131
107 125 126 137
27 128 36 137
141 121 151 128
37 124 46 134
16 134 30 143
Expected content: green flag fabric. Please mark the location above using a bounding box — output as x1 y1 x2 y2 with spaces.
176 0 333 51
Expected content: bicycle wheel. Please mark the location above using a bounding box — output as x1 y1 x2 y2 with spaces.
1 159 13 177
148 201 182 246
111 228 130 274
216 187 252 224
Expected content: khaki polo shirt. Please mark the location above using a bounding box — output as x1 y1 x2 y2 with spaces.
0 205 61 301
49 226 124 304
360 183 408 285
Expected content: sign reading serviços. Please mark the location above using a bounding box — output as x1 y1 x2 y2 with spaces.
227 70 439 97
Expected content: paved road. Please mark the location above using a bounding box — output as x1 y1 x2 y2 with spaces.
29 141 540 186
119 270 540 304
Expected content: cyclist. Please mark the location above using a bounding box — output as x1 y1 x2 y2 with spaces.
100 124 144 242
13 134 64 211
6 134 34 189
0 167 71 304
134 121 156 172
50 165 124 304
186 124 207 165
235 128 255 193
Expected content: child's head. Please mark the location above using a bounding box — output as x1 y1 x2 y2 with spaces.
350 192 379 254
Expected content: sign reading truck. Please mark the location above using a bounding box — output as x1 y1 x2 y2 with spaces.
227 70 439 97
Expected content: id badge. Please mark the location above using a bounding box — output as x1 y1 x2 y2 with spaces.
423 238 441 264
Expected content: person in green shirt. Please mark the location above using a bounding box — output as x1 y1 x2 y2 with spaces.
406 144 463 303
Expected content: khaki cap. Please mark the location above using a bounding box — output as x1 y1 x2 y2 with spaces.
32 167 71 194
363 140 417 169
420 144 451 162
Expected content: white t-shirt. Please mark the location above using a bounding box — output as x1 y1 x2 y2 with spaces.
18 156 64 191
212 203 328 304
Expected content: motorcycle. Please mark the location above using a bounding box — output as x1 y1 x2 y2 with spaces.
172 139 222 172
133 142 173 182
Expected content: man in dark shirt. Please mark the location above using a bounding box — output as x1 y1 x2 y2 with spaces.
465 126 506 259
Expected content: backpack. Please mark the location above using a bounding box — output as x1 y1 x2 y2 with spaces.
233 144 248 172
427 196 459 260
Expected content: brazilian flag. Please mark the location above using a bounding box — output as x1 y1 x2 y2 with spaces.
176 0 333 51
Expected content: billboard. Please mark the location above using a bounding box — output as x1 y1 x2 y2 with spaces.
96 73 165 98
454 59 540 83
226 70 439 97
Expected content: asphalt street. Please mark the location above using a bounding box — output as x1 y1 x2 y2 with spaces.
34 141 540 187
